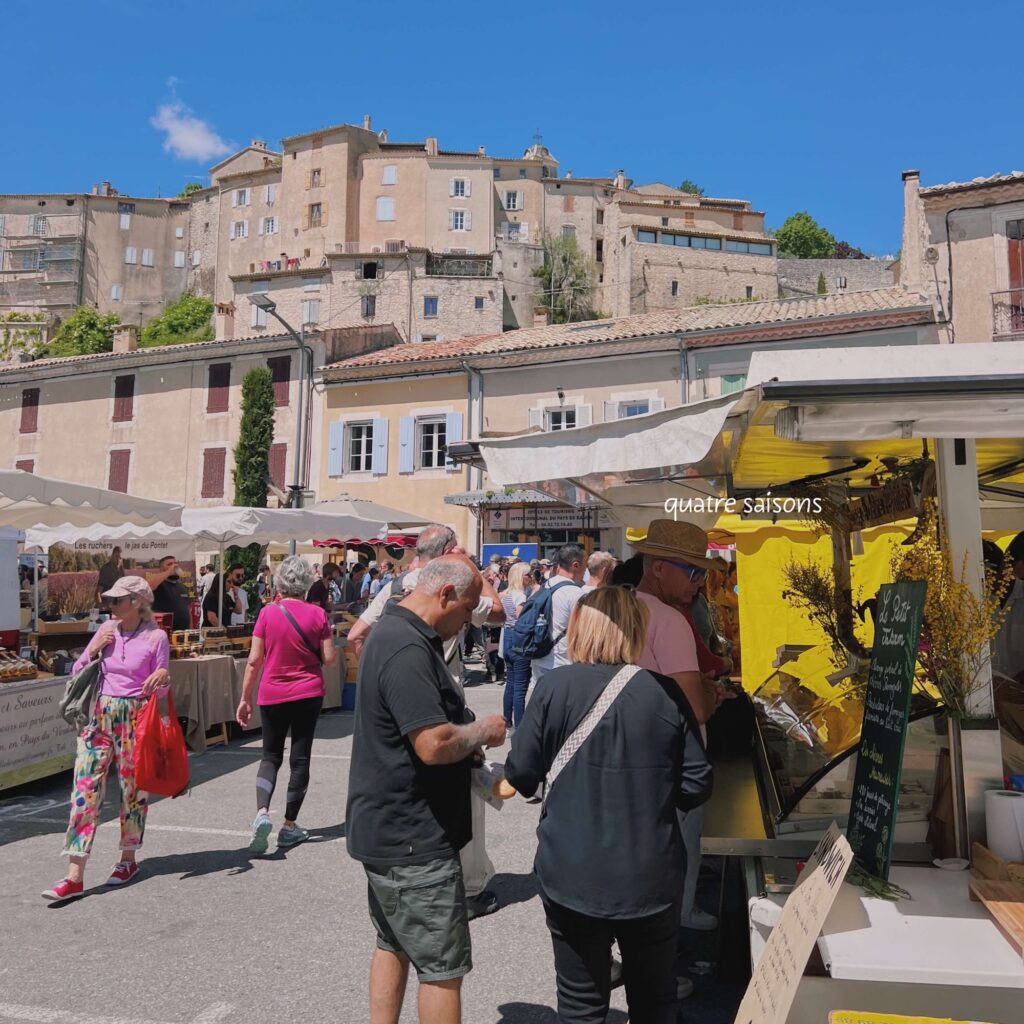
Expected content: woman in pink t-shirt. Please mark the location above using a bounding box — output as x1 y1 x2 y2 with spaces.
236 557 337 853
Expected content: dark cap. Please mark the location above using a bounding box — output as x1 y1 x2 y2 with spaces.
1008 532 1024 563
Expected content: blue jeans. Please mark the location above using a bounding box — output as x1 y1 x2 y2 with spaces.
503 654 531 727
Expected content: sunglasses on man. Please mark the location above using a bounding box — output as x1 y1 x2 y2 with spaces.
658 558 707 583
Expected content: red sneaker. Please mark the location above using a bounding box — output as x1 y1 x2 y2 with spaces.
105 861 139 886
41 878 84 902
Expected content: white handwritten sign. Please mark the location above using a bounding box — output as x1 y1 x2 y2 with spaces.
0 677 76 791
735 822 854 1024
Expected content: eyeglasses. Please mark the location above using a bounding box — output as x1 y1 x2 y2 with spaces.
617 583 637 593
659 558 707 583
110 596 132 605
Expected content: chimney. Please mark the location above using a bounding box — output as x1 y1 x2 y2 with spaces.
215 301 236 341
533 306 550 327
363 114 372 130
113 324 138 353
900 169 925 294
565 170 573 179
425 136 439 157
614 170 626 190
478 145 486 157
251 139 267 151
91 183 99 196
378 129 389 143
101 181 112 196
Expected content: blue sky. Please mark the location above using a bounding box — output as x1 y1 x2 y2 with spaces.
4 0 1021 255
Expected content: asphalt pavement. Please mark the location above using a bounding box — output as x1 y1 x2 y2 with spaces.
0 670 743 1023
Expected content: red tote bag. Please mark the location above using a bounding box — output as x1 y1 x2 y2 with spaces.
135 691 190 797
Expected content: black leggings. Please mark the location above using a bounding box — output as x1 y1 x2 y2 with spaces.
256 696 323 821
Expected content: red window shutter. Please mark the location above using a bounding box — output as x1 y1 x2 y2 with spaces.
15 459 34 473
108 449 131 492
268 443 287 491
20 389 39 434
207 363 231 413
268 355 290 407
113 375 135 422
201 447 227 499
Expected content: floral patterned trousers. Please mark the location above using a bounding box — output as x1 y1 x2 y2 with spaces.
64 695 148 858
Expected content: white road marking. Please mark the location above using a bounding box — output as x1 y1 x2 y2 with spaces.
0 1003 232 1024
5 819 254 838
206 749 351 760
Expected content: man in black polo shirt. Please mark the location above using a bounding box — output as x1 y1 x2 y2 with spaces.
347 554 506 1023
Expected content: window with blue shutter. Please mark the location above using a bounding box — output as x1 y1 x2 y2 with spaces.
398 416 415 474
327 421 345 477
444 412 463 470
371 417 389 475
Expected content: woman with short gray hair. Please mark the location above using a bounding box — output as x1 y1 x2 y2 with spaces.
236 556 337 853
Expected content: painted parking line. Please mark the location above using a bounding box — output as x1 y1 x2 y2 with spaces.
0 1002 232 1024
3 819 255 838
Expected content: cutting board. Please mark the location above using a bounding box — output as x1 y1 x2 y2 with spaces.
968 879 1024 958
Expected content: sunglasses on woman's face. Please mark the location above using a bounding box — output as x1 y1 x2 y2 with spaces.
110 596 132 605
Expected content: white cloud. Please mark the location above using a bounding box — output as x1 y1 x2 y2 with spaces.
151 101 233 163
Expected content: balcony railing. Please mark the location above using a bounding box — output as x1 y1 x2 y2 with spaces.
426 254 493 278
993 288 1024 339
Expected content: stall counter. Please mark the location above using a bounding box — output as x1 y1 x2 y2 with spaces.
0 674 76 791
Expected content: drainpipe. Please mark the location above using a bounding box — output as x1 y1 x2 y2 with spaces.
678 338 688 405
460 358 484 557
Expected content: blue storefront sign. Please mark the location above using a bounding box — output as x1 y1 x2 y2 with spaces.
481 542 539 563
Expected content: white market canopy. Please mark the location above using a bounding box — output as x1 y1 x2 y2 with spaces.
460 342 1024 524
308 493 432 532
25 505 387 551
0 470 183 531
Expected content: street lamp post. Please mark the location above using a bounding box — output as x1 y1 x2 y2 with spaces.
248 294 313 556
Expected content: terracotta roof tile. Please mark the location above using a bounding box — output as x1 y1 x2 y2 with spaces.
920 171 1024 196
324 288 933 372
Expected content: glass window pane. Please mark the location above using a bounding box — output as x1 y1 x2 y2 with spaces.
637 229 656 244
704 237 721 250
726 241 745 252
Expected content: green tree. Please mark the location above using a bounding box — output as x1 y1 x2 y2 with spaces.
178 182 204 198
41 306 118 358
817 272 827 294
775 212 836 259
533 234 598 324
229 367 275 610
140 292 214 348
678 179 705 196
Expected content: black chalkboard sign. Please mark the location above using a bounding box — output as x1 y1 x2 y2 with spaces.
846 579 927 880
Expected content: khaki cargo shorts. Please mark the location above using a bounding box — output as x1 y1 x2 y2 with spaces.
364 855 472 982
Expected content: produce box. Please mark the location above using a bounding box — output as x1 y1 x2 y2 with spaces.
36 620 92 635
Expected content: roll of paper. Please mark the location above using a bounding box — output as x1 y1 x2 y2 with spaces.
985 789 1024 862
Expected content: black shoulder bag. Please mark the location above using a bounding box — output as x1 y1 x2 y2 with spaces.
276 603 324 664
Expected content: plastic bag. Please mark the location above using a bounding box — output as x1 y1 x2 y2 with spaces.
135 691 190 797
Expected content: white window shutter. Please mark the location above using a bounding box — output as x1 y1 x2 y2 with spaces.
518 191 525 210
603 401 618 422
465 179 472 198
650 397 666 413
448 210 455 230
398 416 415 474
242 220 249 239
444 412 464 471
449 177 456 197
229 223 236 241
328 421 345 477
528 408 542 429
232 191 238 208
465 210 472 231
371 417 389 475
257 219 264 235
576 404 592 427
250 302 260 328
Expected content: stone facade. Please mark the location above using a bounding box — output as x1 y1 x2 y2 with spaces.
0 188 190 327
225 250 502 344
777 258 895 297
901 169 1024 343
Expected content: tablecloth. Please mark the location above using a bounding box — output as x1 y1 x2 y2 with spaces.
169 655 241 752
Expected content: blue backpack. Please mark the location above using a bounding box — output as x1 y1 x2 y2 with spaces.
506 579 581 660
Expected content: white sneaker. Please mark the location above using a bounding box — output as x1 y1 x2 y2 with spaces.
676 976 694 999
680 907 718 931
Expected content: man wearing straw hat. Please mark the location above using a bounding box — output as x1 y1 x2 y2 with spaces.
632 519 726 950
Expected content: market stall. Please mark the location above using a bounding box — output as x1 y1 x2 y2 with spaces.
450 341 1024 1021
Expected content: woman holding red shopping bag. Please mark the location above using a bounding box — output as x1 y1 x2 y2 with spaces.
43 575 170 902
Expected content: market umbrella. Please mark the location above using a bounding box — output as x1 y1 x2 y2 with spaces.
27 506 387 625
308 494 431 530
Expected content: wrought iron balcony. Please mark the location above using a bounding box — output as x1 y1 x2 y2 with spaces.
993 288 1024 340
426 254 493 277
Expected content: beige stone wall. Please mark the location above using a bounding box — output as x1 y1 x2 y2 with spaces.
320 375 473 542
358 154 428 252
1 340 309 505
186 190 220 298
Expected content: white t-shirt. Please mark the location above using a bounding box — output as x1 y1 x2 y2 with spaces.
231 586 249 626
198 573 214 598
531 576 585 673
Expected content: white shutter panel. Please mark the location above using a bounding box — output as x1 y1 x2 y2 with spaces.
229 222 237 240
398 417 415 474
518 191 525 210
448 210 455 230
231 191 238 208
465 210 472 231
371 417 389 475
327 422 345 477
528 408 542 429
650 397 666 413
576 404 592 427
250 302 260 328
242 220 249 239
603 401 618 422
444 412 464 471
257 218 265 235
449 177 456 197
464 179 472 198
